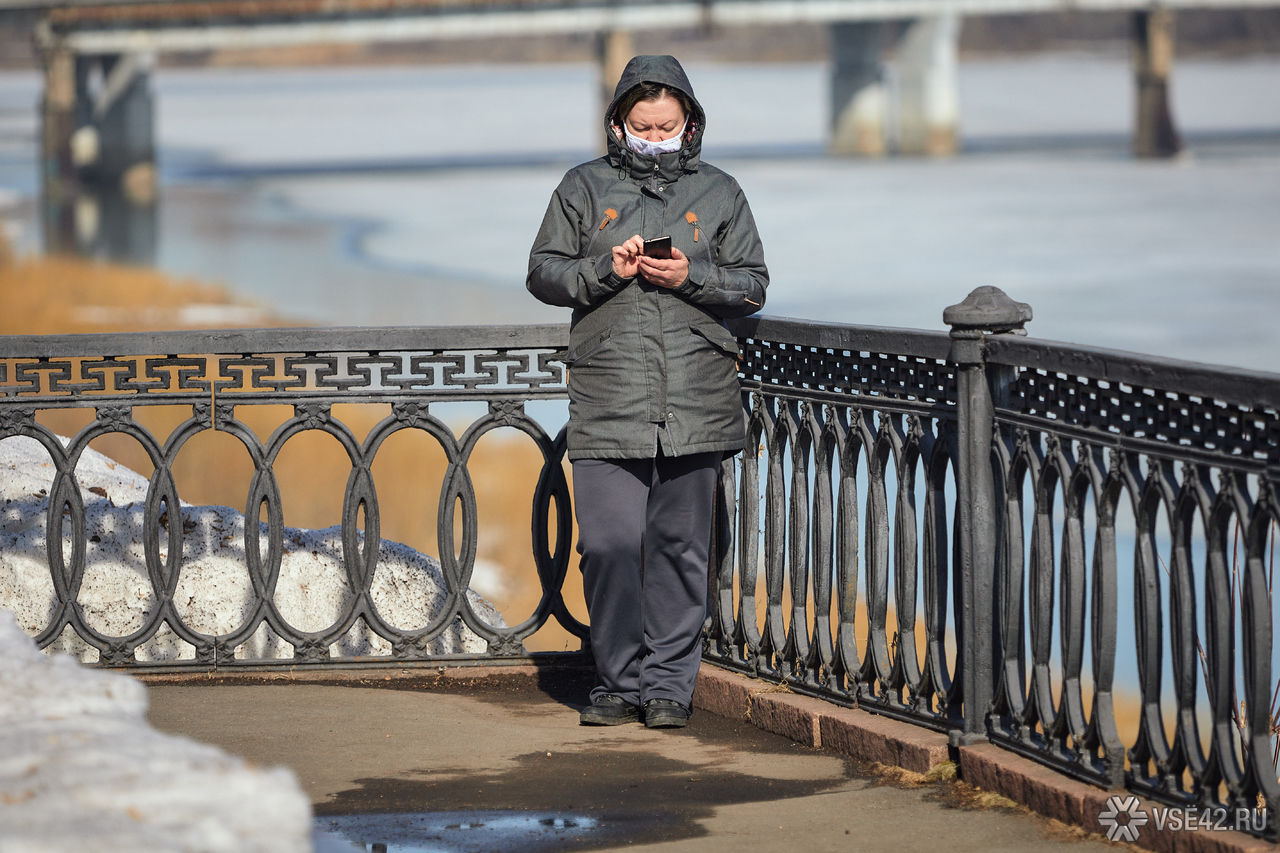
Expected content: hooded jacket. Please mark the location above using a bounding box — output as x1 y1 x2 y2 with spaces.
527 54 769 461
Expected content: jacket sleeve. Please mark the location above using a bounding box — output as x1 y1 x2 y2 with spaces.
673 182 768 319
527 172 632 309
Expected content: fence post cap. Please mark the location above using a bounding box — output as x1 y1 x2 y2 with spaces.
943 287 1032 334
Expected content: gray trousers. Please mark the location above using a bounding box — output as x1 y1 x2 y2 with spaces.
572 451 720 708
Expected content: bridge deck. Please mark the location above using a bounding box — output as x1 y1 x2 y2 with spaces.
144 665 1115 851
31 0 1280 55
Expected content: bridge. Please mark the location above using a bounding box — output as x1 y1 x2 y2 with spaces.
1 287 1276 848
24 0 1280 53
22 0 1280 228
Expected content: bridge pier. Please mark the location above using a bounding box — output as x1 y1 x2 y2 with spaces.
597 30 633 126
830 15 960 157
38 45 157 261
38 44 78 255
80 53 157 193
829 22 888 156
1132 8 1182 158
896 13 961 156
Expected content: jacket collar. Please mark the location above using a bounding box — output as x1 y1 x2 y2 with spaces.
607 127 700 183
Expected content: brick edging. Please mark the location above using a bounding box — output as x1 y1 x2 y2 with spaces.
694 664 1272 853
955 743 1274 853
692 664 948 774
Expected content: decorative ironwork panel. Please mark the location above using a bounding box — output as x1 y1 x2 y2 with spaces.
0 326 582 670
705 319 964 735
985 340 1280 838
736 337 956 410
1000 368 1277 464
0 349 569 405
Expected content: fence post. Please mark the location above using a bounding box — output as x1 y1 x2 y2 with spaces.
944 286 1031 745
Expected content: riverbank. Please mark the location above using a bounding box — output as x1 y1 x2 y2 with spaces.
0 247 276 336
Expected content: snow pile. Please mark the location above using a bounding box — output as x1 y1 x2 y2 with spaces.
0 610 312 852
0 435 504 661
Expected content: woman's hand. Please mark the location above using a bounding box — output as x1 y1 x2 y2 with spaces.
611 235 644 279
639 247 690 289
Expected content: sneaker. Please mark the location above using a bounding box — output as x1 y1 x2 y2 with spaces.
643 698 691 729
579 694 641 726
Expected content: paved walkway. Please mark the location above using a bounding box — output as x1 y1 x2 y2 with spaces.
144 669 1114 852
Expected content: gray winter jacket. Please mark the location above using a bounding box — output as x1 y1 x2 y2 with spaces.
527 54 769 461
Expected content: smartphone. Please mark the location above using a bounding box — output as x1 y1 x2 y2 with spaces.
642 235 672 260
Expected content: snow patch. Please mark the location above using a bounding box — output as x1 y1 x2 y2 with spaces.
0 433 518 849
0 434 505 661
0 610 312 852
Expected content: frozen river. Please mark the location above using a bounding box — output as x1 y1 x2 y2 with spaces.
0 54 1277 371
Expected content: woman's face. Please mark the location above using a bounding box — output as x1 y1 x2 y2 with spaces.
624 95 686 142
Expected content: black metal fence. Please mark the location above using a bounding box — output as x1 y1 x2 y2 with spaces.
707 289 1278 838
0 326 582 664
0 290 1276 836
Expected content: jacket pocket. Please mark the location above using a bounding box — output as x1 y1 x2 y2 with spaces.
688 323 740 359
565 327 613 367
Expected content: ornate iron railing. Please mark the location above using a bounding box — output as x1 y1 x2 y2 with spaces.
703 317 964 736
708 291 1278 839
0 326 582 665
1 292 1276 837
981 328 1279 823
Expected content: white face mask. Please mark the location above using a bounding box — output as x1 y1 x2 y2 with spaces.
623 118 687 157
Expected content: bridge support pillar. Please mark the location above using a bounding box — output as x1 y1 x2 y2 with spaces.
598 30 634 121
828 22 887 156
39 43 78 255
38 48 157 261
85 53 157 198
896 13 961 156
1132 8 1182 158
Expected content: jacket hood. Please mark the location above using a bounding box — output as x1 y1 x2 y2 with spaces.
605 54 706 180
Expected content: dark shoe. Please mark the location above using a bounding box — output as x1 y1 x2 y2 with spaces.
579 694 641 726
643 698 691 729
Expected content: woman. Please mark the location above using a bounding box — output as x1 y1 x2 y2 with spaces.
527 55 768 729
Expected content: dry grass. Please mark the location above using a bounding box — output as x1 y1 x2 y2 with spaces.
854 758 1022 812
849 758 1139 848
0 251 274 335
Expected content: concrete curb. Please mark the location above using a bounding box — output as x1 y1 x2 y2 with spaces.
694 665 1271 853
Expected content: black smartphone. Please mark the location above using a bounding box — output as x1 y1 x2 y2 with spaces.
642 235 672 260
